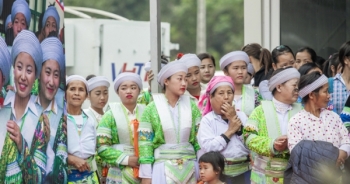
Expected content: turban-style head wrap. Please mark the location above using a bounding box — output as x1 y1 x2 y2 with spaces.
5 15 12 32
87 76 110 92
299 74 328 98
11 0 31 27
220 51 250 71
12 30 43 78
66 75 89 92
268 67 300 92
198 76 235 116
157 61 187 88
0 37 11 85
113 72 142 93
41 37 64 78
178 53 201 69
42 6 60 32
247 63 255 76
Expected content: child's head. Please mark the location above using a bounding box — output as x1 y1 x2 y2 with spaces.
199 151 226 182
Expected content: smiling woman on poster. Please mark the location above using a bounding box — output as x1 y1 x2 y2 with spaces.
2 30 50 183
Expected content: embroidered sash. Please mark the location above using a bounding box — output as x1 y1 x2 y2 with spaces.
109 102 145 145
152 94 192 144
242 84 255 116
0 108 11 158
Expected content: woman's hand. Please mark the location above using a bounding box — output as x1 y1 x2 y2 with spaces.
273 135 288 152
7 120 22 152
336 149 348 167
68 154 91 172
147 70 154 90
128 156 140 168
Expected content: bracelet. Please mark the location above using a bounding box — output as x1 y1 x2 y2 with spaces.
220 134 230 144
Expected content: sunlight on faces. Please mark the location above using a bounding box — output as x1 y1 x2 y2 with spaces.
294 51 312 70
117 81 140 105
223 61 247 84
186 66 201 90
66 81 87 108
44 16 57 38
274 78 299 104
13 13 27 37
89 86 109 109
273 53 295 70
164 71 187 96
309 83 330 109
210 85 234 115
200 58 215 83
199 162 219 183
14 52 36 98
39 59 60 101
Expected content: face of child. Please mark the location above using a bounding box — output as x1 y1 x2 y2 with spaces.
199 162 219 183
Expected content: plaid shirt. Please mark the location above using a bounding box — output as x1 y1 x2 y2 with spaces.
331 74 350 114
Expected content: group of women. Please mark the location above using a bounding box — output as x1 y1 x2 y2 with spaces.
65 39 350 184
0 0 66 183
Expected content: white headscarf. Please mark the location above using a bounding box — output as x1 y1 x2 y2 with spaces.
220 51 249 71
157 61 187 87
42 6 60 32
11 0 31 27
66 75 89 92
87 76 110 92
113 72 142 92
178 53 201 69
41 37 65 78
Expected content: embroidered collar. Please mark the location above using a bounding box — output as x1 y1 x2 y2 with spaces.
36 95 57 114
272 97 292 114
121 104 137 115
4 91 39 119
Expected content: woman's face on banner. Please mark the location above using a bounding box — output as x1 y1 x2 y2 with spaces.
14 52 36 98
44 16 57 38
40 59 60 101
13 13 27 37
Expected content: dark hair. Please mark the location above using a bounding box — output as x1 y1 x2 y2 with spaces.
315 56 325 68
272 45 294 64
298 62 321 76
242 43 272 74
323 53 340 77
199 151 226 182
295 46 317 63
338 41 350 70
86 74 96 81
197 53 216 67
299 71 323 104
270 66 293 95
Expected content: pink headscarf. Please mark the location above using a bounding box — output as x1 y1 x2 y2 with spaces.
198 76 235 116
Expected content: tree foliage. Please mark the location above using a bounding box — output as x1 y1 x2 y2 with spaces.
65 0 243 62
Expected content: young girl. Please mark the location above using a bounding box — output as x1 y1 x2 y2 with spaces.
220 51 262 117
138 61 202 183
66 75 99 183
96 72 144 183
198 151 226 184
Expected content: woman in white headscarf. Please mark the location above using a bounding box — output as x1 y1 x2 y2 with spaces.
2 30 50 183
66 75 99 183
179 53 205 104
220 51 262 117
243 67 302 184
11 0 31 38
138 61 202 184
39 37 67 183
97 72 145 183
0 36 23 183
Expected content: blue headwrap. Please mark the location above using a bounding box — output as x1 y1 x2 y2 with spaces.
41 37 64 78
5 15 12 32
42 6 60 32
12 30 43 78
0 37 11 85
11 0 31 27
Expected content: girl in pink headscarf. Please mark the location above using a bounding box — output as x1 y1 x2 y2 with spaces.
197 76 251 184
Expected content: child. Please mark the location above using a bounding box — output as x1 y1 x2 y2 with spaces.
198 152 226 184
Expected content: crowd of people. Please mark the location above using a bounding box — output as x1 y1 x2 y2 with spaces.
0 0 66 183
66 40 350 184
